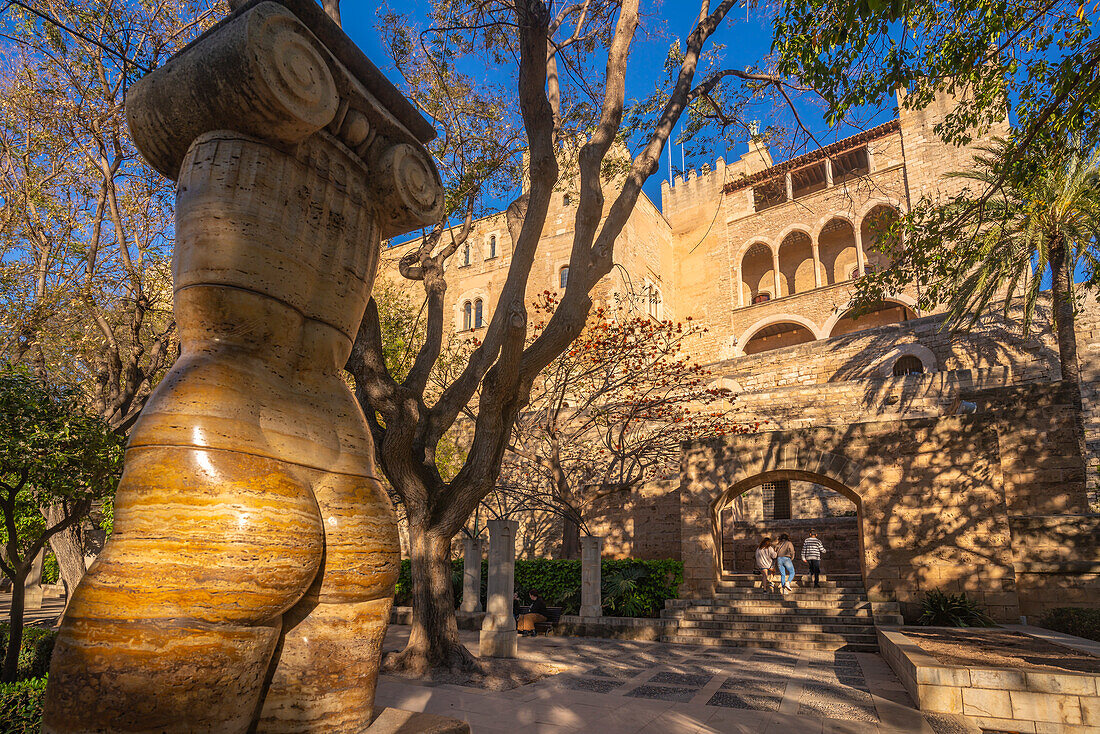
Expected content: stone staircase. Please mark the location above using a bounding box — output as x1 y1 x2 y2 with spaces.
661 573 902 652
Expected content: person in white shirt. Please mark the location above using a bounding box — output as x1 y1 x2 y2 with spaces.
801 530 827 588
754 537 778 593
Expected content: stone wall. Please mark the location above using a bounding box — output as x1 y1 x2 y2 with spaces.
586 479 682 561
678 381 1094 623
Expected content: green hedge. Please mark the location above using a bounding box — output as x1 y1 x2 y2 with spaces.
0 624 57 682
393 558 682 619
1039 607 1100 642
0 677 46 734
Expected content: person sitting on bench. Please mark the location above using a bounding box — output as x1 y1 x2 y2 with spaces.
517 589 548 636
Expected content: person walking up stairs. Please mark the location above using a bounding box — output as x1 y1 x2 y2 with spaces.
801 530 827 589
774 534 796 593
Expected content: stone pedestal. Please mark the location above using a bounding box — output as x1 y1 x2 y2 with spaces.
41 2 442 732
580 536 603 618
459 537 483 613
479 520 518 658
23 549 44 611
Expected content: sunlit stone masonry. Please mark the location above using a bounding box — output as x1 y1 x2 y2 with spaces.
42 1 444 732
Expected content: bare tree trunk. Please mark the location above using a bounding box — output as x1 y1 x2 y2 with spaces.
2 569 27 682
383 516 475 674
42 503 86 605
560 516 580 560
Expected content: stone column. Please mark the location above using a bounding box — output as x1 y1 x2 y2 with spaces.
460 537 484 613
854 226 867 277
479 520 518 658
772 249 782 298
580 536 603 618
42 2 443 732
23 549 44 611
811 240 823 289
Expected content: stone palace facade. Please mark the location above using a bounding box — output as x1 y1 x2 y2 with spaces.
383 92 1100 623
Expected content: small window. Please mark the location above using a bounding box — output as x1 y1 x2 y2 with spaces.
753 178 786 211
893 355 924 376
488 235 497 259
848 266 861 281
463 301 472 330
647 285 662 319
559 267 569 289
463 244 470 266
791 161 827 199
832 146 870 183
474 299 484 328
752 292 771 304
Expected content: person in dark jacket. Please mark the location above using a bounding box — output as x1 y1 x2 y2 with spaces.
517 590 548 635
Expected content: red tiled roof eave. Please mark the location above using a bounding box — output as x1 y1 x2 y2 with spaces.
723 119 901 194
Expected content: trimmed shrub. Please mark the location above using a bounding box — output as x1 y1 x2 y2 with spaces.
393 557 683 618
0 623 58 681
918 590 995 627
1039 607 1100 642
0 676 47 733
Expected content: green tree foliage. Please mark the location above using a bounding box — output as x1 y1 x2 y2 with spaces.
0 367 123 682
773 0 1099 154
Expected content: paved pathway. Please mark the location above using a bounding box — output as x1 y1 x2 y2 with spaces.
0 592 67 627
378 627 976 734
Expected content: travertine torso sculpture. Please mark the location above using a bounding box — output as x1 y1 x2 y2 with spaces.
43 2 442 731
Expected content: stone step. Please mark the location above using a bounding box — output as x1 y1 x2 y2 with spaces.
719 574 864 591
670 627 878 644
676 619 877 635
678 611 874 625
712 590 868 601
677 598 866 607
661 634 878 653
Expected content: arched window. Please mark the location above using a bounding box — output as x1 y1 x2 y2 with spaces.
559 267 569 289
474 299 484 328
752 292 771 304
463 244 470 266
488 235 497 258
893 355 924 376
463 301 472 330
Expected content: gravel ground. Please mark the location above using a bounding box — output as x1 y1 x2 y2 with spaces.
901 627 1100 673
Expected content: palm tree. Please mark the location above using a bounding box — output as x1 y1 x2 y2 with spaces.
935 137 1100 386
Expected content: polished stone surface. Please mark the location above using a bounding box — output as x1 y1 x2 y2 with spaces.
42 2 441 732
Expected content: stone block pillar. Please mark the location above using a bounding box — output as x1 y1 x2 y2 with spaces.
460 537 483 613
23 549 44 611
479 520 518 658
580 536 603 618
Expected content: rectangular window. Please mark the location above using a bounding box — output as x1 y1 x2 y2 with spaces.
752 178 786 211
832 146 870 184
761 480 792 520
791 161 827 199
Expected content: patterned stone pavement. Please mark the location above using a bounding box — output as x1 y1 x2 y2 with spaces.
377 627 982 733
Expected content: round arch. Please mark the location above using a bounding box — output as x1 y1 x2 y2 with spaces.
711 468 867 582
734 235 777 265
821 295 920 338
734 313 823 356
810 212 857 241
855 197 906 222
873 343 938 378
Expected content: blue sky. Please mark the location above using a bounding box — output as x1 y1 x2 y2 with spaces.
336 1 893 211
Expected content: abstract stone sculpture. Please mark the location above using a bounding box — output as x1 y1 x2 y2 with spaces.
42 2 442 732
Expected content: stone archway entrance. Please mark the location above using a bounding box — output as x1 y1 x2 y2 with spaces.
715 470 864 581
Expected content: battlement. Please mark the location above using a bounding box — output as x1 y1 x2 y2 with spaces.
661 156 726 218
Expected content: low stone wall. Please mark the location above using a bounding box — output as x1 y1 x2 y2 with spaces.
390 607 486 631
879 627 1100 733
551 615 676 641
721 517 860 575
